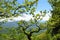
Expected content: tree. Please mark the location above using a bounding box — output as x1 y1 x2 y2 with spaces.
17 10 47 40
0 0 18 17
0 0 38 18
0 0 48 40
0 0 44 40
48 0 60 40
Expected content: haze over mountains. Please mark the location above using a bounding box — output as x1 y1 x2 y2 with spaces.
0 13 51 27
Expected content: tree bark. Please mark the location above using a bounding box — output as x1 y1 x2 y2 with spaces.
27 35 31 40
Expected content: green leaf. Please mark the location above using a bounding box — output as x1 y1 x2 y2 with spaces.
0 27 2 30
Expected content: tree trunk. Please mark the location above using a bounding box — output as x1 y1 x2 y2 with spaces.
27 35 31 40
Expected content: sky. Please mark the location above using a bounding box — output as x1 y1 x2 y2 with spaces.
17 0 52 12
1 13 51 27
0 0 52 27
0 0 52 22
16 0 52 21
36 0 52 12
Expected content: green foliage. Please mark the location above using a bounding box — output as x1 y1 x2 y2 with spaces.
1 0 60 40
0 27 2 30
0 0 38 18
0 0 18 17
48 0 60 40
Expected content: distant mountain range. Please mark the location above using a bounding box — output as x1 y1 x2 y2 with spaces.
0 13 50 27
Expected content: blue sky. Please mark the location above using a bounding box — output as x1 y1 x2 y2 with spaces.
36 0 52 11
0 0 52 27
17 0 52 12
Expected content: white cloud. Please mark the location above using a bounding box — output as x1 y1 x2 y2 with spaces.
42 13 50 21
0 14 33 22
42 12 51 21
0 13 51 22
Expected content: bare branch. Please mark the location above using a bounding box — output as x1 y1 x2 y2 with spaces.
30 24 41 34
